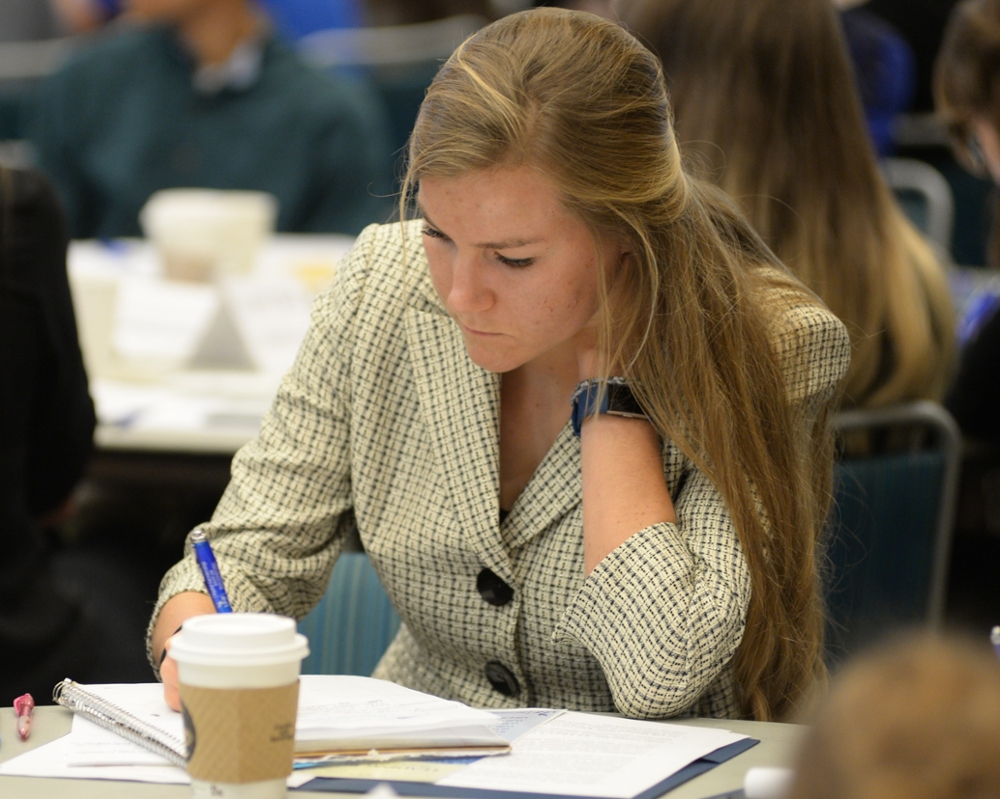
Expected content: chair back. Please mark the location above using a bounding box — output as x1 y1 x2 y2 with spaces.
883 157 955 252
298 552 400 676
826 401 961 665
297 15 488 166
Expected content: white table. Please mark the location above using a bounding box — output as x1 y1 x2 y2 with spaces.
0 706 803 799
70 235 355 457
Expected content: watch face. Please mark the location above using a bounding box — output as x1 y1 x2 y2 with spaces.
606 382 646 417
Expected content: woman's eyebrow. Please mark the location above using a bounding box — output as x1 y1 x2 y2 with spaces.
417 204 542 250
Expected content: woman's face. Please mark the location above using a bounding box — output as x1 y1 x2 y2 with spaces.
419 166 621 374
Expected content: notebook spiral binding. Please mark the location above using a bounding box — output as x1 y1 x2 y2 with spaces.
52 678 188 769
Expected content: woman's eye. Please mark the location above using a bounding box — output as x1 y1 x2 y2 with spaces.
422 225 447 241
496 253 534 268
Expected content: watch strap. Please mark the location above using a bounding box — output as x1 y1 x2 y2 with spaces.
571 377 648 437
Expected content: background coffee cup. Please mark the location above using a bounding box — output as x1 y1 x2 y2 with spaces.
139 190 278 282
170 613 309 799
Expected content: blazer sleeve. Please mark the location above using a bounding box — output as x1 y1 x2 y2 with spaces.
148 224 380 665
552 297 851 719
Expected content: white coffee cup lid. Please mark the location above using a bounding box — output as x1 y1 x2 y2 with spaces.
171 613 309 667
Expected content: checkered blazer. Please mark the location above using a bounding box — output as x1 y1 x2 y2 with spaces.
152 220 850 719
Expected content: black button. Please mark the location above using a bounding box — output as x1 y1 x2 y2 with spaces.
476 568 514 607
484 661 520 696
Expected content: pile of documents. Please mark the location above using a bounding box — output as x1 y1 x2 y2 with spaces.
0 676 752 798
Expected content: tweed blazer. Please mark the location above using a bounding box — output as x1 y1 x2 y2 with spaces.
152 220 851 719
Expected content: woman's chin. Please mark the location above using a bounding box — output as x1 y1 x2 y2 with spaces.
462 342 522 374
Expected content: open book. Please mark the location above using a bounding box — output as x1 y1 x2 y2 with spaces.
53 675 510 766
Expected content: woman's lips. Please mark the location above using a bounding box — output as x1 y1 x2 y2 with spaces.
459 322 502 337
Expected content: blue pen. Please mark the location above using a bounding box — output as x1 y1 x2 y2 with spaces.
992 626 1000 660
191 529 233 612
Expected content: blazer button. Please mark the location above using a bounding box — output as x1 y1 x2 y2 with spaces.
477 568 514 606
484 661 520 697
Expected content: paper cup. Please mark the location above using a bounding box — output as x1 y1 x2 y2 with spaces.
139 189 278 282
171 614 309 799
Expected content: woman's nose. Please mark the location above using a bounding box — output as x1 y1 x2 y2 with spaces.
448 252 494 313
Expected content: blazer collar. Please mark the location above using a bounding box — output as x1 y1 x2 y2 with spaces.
404 303 583 578
406 306 507 575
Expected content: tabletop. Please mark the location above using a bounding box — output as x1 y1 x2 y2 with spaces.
0 706 802 799
69 235 355 457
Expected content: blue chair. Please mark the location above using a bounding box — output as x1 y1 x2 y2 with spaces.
825 401 961 666
298 552 401 676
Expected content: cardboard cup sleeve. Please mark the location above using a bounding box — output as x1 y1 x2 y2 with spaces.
180 681 299 783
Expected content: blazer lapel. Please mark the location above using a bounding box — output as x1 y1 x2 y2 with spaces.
405 306 511 578
502 424 583 551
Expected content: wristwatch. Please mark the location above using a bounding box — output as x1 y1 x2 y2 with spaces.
571 377 649 437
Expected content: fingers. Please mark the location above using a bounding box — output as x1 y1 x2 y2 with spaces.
161 636 182 712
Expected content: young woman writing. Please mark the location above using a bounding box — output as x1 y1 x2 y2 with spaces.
150 8 850 722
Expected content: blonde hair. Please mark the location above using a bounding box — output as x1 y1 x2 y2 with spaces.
624 0 955 409
402 8 838 720
787 634 1000 799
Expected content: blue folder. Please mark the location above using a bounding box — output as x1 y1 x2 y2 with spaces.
293 737 758 799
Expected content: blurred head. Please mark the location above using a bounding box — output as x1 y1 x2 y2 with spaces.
623 0 954 409
788 634 1000 799
123 0 246 24
405 7 842 720
936 0 1000 180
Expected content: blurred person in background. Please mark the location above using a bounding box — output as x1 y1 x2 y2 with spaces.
363 0 494 26
31 0 393 239
786 633 1000 799
0 168 149 699
936 0 1000 448
50 0 123 33
622 0 955 411
0 0 60 41
867 0 963 114
834 0 917 157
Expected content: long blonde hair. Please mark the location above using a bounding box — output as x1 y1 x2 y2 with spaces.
624 0 955 409
402 8 838 720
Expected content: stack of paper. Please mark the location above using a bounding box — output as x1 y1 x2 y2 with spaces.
0 676 754 799
293 676 507 753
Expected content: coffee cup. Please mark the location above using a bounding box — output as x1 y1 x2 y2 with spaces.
170 613 309 799
139 189 278 282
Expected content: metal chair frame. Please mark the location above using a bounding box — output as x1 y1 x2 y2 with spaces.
883 156 956 253
830 400 962 628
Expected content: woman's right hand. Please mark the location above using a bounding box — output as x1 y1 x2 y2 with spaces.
151 592 217 712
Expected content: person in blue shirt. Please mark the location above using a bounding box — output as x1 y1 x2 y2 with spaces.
33 0 393 239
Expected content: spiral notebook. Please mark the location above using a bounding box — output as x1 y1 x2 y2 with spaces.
51 676 511 767
53 679 188 767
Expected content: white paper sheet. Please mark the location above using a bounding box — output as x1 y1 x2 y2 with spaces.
0 735 189 785
112 276 219 364
221 276 313 374
294 675 501 742
438 711 747 799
